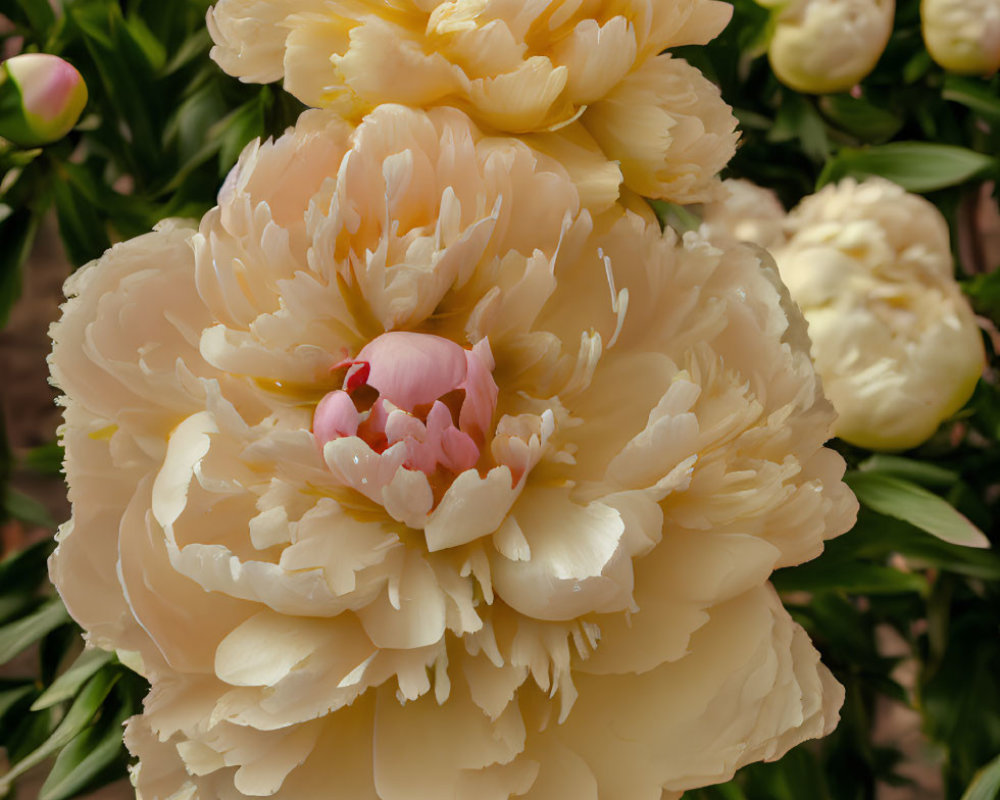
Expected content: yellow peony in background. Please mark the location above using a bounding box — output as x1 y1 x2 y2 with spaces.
49 105 856 799
759 0 895 94
921 0 1000 76
705 177 986 452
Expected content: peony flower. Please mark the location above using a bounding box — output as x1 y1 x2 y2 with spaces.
921 0 1000 76
50 105 856 799
700 178 788 251
761 0 895 94
206 0 739 204
0 53 88 147
769 177 986 451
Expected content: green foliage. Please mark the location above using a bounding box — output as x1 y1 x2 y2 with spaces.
962 753 1000 800
1 0 305 272
0 539 148 800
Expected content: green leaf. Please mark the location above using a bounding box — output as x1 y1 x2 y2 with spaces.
21 442 64 477
123 14 167 72
962 753 1000 800
965 271 1000 323
858 454 959 488
38 702 130 800
0 539 53 593
13 0 57 35
769 94 829 162
4 486 56 529
845 472 990 549
943 76 1000 124
0 598 71 664
3 704 57 764
819 94 902 143
648 200 702 234
0 208 39 329
162 28 211 75
31 648 114 711
52 162 112 266
772 561 929 596
0 667 120 793
818 142 996 192
0 683 34 722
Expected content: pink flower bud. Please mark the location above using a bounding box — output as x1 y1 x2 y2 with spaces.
314 332 499 476
0 54 88 147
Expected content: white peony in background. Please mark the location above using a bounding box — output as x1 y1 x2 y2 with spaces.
49 102 857 799
705 176 986 451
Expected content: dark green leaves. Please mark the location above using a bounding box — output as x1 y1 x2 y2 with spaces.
39 703 131 800
817 142 997 192
962 754 1000 800
818 93 903 143
846 472 989 549
0 207 39 328
32 649 114 711
0 598 71 664
51 161 113 266
5 486 57 529
0 668 120 794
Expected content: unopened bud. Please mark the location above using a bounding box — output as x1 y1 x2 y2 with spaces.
765 0 895 94
0 54 88 147
922 0 1000 76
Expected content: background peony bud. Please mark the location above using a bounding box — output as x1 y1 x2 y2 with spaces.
921 0 1000 75
0 53 88 147
765 0 895 94
772 178 985 450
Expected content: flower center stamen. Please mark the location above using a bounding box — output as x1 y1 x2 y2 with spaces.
313 332 499 477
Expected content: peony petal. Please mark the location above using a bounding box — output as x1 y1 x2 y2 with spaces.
491 489 628 620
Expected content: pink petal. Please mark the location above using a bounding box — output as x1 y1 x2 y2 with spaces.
354 332 468 411
459 338 499 441
313 390 359 445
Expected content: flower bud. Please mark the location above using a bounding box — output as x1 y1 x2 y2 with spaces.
921 0 1000 75
772 178 985 450
0 54 88 147
765 0 895 94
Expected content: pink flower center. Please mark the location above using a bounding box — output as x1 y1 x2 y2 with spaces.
313 332 499 476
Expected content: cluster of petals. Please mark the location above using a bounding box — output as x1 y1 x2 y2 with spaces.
706 177 986 451
50 105 856 799
206 0 739 205
699 177 787 250
921 0 1000 75
756 0 895 94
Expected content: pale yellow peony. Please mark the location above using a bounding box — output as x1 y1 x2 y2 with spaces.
50 105 856 800
769 177 986 451
763 0 895 94
700 178 787 250
206 0 739 204
922 0 1000 75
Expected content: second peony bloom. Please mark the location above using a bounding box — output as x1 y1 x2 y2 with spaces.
206 0 739 206
50 105 856 799
704 177 986 451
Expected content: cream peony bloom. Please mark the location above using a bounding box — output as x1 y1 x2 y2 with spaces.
922 0 1000 75
700 178 788 250
770 177 986 451
50 105 856 800
206 0 739 204
764 0 895 94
